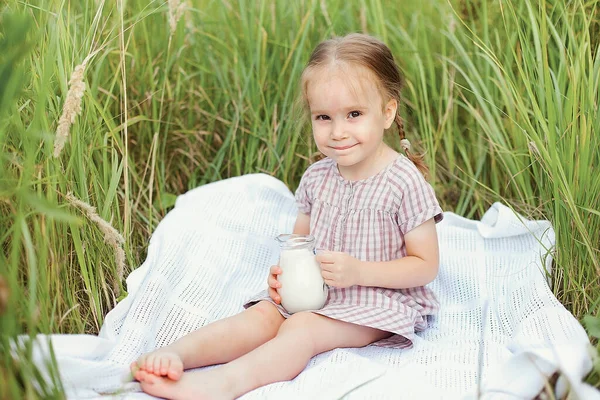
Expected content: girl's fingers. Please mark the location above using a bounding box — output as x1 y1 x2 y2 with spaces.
320 262 334 272
269 265 282 275
268 275 281 288
321 270 334 280
323 276 337 287
315 252 334 263
268 287 281 304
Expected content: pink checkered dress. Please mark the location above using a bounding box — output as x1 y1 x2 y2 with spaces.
245 155 443 348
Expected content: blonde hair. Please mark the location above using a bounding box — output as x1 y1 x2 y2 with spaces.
300 33 429 177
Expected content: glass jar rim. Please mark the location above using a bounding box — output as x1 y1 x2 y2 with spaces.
276 234 315 249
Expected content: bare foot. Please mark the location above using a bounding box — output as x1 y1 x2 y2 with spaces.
131 350 184 380
137 368 235 400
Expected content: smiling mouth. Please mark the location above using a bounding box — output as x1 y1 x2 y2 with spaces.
330 144 358 150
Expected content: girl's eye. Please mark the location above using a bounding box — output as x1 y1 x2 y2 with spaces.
348 111 362 118
316 115 330 121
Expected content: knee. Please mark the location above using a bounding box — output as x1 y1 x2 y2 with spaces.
282 311 318 327
249 301 285 335
277 312 319 347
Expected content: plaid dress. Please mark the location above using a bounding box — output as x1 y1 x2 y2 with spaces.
245 155 443 348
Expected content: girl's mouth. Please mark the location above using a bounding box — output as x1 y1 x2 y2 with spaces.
331 144 358 151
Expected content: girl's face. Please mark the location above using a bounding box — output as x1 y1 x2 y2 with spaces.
306 66 397 177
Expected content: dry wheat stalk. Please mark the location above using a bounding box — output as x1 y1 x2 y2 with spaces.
53 63 86 158
528 141 541 157
66 193 125 296
168 0 186 35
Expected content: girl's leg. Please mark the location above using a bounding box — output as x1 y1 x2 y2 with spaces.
137 312 391 400
131 301 284 380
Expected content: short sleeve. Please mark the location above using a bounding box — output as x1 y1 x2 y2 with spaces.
294 168 313 215
392 160 444 235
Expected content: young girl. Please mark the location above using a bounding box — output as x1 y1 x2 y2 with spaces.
131 33 443 400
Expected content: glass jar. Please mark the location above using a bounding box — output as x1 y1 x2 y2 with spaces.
275 234 328 314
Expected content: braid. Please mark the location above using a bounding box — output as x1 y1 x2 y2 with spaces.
394 114 429 179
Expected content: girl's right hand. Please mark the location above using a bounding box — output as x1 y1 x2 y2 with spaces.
267 265 282 304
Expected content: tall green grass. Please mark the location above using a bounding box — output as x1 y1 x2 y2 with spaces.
1 0 598 396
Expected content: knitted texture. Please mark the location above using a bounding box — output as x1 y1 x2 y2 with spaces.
27 174 595 399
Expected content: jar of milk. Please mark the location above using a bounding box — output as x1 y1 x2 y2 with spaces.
275 234 328 314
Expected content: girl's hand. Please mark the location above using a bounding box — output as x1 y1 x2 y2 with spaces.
267 265 282 304
316 251 362 288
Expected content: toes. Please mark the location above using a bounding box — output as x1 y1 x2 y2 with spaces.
153 356 162 376
130 361 139 374
167 367 183 381
140 371 160 385
160 358 169 376
137 355 147 369
167 358 183 380
135 369 147 382
145 355 155 373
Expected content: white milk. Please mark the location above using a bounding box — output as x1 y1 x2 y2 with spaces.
277 248 328 314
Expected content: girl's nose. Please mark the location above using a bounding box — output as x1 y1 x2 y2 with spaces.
330 123 347 140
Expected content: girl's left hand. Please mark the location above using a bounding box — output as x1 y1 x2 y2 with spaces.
316 251 362 288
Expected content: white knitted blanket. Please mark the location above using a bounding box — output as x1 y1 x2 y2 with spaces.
28 174 598 399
